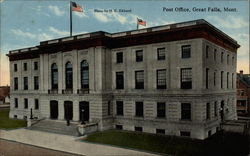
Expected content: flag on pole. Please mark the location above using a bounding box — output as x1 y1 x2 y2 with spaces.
137 18 146 26
71 1 83 12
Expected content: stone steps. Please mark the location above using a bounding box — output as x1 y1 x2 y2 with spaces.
28 120 80 136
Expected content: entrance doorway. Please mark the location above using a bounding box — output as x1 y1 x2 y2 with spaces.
79 101 89 122
50 100 58 119
64 101 73 120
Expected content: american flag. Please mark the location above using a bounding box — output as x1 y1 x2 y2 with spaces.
137 18 146 26
71 2 83 12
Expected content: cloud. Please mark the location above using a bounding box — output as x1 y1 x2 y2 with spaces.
0 0 5 3
74 11 88 18
31 6 50 17
48 5 65 16
207 15 248 29
11 29 36 39
49 27 69 36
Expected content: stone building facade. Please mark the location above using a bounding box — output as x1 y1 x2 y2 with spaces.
7 19 240 139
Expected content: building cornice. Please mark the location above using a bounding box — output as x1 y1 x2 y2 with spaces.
7 19 240 61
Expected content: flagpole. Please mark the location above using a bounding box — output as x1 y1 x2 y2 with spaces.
70 1 72 36
136 18 139 30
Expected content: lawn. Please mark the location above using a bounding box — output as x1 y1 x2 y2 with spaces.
0 108 26 129
85 130 249 156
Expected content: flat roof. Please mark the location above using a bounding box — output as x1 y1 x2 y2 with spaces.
7 19 240 59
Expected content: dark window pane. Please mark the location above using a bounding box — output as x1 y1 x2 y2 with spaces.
157 102 166 118
14 77 18 90
14 98 18 108
136 50 143 62
214 102 217 117
157 69 166 89
180 131 190 137
116 52 123 63
135 126 143 132
34 62 38 70
24 77 28 90
181 68 192 89
221 71 224 89
116 101 123 116
116 72 124 89
35 99 39 109
206 68 209 89
24 98 28 109
135 102 143 117
23 63 27 71
81 60 89 89
34 76 39 90
65 62 73 89
181 45 191 58
116 125 123 130
157 48 165 60
206 103 210 119
181 103 191 120
156 129 165 134
14 64 17 72
206 45 209 58
51 63 58 89
135 71 144 89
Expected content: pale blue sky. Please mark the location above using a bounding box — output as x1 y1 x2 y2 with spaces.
0 0 249 85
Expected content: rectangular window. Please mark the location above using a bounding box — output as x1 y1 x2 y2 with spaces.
214 49 217 61
156 129 165 134
116 72 124 89
232 56 234 65
227 54 229 64
206 68 209 89
135 102 143 117
14 98 18 108
181 68 192 89
35 99 39 110
214 102 217 117
135 126 143 132
23 77 28 90
135 70 144 89
157 48 165 60
24 98 28 109
116 125 123 130
157 102 166 118
214 71 216 86
227 72 229 89
181 103 191 120
221 71 224 89
116 52 123 63
157 69 166 89
206 45 209 58
206 103 210 120
34 62 38 70
116 101 123 116
23 63 27 71
108 101 111 115
208 130 212 137
136 50 143 62
14 77 18 90
34 76 39 90
180 131 191 137
221 52 224 63
181 45 191 58
14 64 17 72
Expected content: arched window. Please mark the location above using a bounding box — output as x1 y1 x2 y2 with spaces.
81 60 89 89
51 63 58 89
65 62 73 89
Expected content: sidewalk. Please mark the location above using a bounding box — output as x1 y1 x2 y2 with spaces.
0 129 157 156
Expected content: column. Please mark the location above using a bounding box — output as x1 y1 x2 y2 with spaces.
73 100 79 121
58 100 64 120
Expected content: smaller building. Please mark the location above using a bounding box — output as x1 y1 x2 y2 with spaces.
0 86 10 105
236 71 250 116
